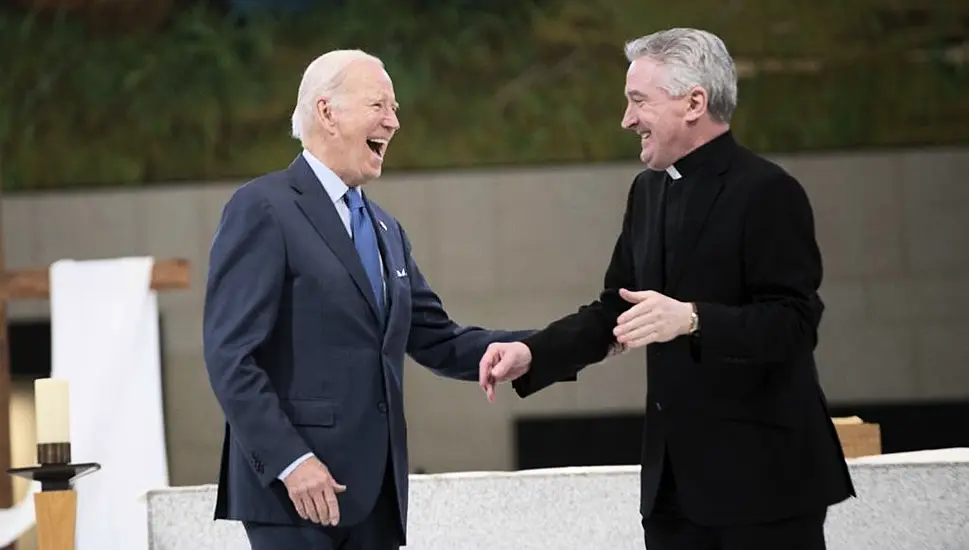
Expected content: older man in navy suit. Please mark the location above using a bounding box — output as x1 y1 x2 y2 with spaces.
202 49 533 550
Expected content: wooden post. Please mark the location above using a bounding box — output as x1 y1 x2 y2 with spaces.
33 490 77 550
8 460 100 550
0 165 12 550
0 259 192 300
0 179 190 548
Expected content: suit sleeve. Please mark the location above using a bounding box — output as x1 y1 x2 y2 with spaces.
203 187 311 487
693 172 824 365
512 180 640 398
400 225 535 381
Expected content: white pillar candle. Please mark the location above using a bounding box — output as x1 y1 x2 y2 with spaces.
34 378 71 444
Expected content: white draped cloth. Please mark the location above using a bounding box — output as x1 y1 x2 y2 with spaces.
0 257 169 549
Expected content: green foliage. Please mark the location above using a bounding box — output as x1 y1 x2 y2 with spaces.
2 0 967 191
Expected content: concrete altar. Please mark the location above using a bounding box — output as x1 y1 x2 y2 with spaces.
145 448 969 549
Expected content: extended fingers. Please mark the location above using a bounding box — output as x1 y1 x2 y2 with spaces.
292 493 310 520
479 354 494 390
310 490 329 524
616 322 659 346
322 484 340 525
616 298 657 325
615 306 659 336
479 346 500 401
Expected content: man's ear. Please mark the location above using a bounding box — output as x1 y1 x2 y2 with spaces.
316 98 336 131
684 87 709 123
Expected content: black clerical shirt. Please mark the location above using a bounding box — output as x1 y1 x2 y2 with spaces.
654 133 730 515
660 137 718 284
662 172 687 284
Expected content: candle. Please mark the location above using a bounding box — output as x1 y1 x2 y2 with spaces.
35 378 70 445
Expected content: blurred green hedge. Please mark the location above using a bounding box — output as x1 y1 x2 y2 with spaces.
2 0 968 191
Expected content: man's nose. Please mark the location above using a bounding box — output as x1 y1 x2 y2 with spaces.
385 110 400 131
621 106 636 130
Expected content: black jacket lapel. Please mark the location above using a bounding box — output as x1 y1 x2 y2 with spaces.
667 175 723 292
665 137 734 292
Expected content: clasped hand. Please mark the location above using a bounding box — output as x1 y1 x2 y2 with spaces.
478 288 693 401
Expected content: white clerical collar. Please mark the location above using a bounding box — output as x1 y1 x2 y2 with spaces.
665 165 683 180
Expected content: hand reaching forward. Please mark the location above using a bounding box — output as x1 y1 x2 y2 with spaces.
478 342 532 402
614 288 693 349
282 456 347 525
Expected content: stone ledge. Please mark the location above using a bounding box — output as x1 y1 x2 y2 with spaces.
146 449 969 550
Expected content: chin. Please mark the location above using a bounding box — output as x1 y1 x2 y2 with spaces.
640 150 654 167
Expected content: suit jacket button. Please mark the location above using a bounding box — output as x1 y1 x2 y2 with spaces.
655 402 663 411
378 402 388 413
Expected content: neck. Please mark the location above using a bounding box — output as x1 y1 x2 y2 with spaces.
304 137 363 187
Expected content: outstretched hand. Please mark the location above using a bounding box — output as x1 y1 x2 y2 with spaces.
478 342 532 402
614 288 693 348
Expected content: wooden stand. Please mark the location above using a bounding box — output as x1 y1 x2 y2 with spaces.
0 253 189 542
33 490 77 550
833 416 883 458
7 461 100 550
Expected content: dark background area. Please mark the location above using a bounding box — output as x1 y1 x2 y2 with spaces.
9 318 166 379
515 405 969 470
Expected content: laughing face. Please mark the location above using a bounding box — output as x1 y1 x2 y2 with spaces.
621 56 702 171
316 59 400 186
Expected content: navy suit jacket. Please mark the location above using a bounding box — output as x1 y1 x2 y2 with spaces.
202 155 532 539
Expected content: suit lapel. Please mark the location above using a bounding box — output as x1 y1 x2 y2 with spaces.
367 202 405 338
287 156 383 324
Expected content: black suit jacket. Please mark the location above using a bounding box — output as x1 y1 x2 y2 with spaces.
513 131 855 526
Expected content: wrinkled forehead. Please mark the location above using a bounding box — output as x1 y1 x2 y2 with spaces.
624 57 666 98
340 61 397 102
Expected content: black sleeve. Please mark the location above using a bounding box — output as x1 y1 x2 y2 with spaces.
513 179 641 398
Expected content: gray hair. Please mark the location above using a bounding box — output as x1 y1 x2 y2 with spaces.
624 28 737 123
291 49 384 142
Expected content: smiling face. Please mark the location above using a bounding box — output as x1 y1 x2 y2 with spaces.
620 56 709 170
316 59 400 186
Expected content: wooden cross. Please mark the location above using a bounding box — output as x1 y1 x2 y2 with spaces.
0 184 190 549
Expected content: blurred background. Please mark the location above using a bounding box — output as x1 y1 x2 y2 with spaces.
2 0 968 548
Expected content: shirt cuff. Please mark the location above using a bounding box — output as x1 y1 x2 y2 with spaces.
277 452 314 481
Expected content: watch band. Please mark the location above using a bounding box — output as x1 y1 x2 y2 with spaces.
689 303 700 334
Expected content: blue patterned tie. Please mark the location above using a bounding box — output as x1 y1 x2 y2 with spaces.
345 187 384 313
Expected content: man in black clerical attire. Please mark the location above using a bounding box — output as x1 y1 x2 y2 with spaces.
478 28 855 550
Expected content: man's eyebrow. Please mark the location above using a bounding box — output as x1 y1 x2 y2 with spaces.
371 96 400 110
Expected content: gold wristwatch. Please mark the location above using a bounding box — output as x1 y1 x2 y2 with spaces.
688 303 700 334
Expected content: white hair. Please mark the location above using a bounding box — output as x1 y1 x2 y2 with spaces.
290 49 384 143
624 28 738 123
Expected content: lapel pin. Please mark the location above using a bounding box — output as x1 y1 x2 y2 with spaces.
379 220 388 231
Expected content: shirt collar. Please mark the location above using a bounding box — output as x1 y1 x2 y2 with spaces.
301 149 349 204
665 129 734 180
665 165 683 180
